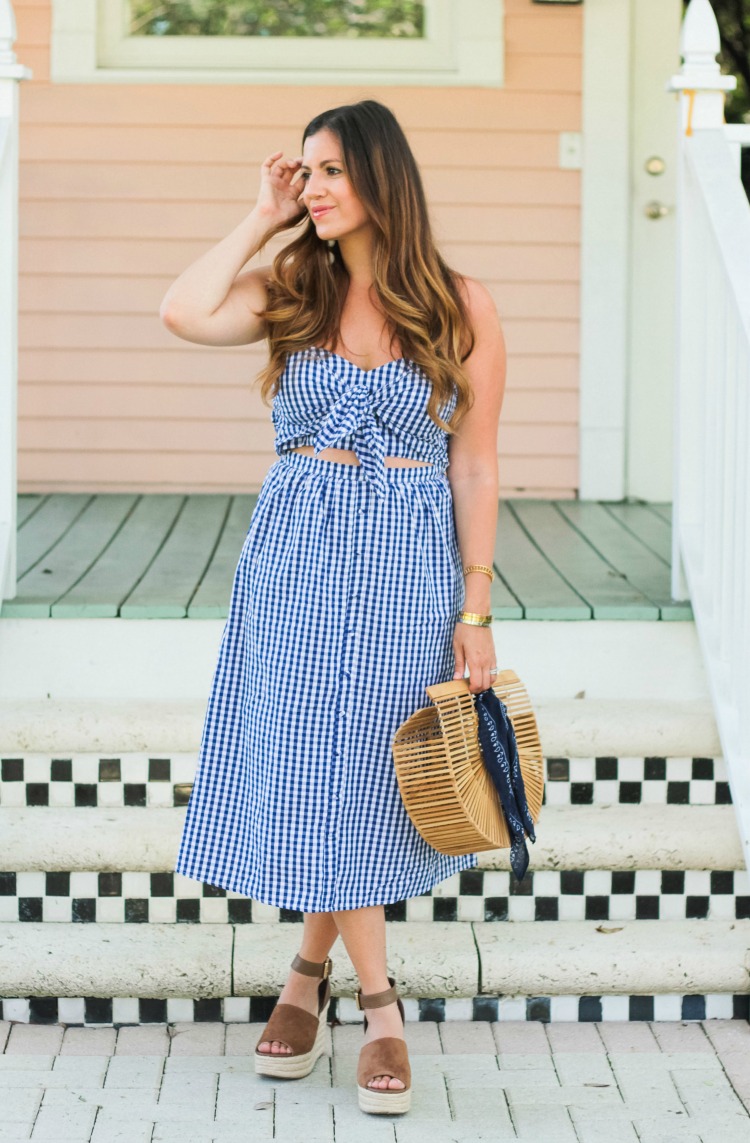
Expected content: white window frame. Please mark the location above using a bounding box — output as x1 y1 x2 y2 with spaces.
50 0 504 86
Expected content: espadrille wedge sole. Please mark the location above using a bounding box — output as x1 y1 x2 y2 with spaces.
357 1064 412 1115
356 977 411 1115
254 953 332 1080
254 1015 328 1079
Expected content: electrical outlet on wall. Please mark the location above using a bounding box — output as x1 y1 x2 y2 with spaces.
559 132 582 169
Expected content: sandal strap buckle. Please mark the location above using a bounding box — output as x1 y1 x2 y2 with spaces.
291 953 333 979
355 977 398 1011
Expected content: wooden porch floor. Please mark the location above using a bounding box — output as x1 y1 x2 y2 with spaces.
1 494 693 621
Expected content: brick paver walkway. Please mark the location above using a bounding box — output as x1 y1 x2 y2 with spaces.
0 1019 749 1142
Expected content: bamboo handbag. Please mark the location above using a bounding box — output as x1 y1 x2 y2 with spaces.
392 669 544 877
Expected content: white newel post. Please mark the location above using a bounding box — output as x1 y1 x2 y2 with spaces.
0 0 31 606
666 0 735 604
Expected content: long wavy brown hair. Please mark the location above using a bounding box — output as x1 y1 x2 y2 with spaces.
256 100 475 432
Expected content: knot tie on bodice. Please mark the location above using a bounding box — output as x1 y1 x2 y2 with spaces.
271 350 457 497
312 377 389 499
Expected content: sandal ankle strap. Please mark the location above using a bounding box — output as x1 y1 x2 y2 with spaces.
291 953 332 979
355 975 398 1011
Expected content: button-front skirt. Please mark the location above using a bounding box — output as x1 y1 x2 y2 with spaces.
174 450 478 912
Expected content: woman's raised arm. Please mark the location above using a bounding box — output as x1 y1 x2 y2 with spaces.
159 151 306 347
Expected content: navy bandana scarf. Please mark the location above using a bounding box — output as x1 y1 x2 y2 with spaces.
474 687 537 882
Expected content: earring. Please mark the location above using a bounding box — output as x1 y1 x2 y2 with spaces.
326 239 336 266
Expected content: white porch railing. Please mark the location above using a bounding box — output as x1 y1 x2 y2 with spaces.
0 0 30 609
668 0 750 870
723 123 750 176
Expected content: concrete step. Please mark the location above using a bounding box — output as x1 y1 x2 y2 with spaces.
0 615 712 705
1 804 744 873
1 920 748 1001
2 691 745 1024
0 696 722 756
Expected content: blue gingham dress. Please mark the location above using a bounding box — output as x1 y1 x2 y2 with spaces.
174 347 477 911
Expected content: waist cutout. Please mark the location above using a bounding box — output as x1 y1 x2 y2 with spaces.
290 445 433 468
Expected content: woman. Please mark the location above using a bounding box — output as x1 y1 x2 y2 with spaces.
163 99 505 1116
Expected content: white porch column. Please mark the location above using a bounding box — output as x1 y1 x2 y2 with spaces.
0 0 31 606
579 0 632 501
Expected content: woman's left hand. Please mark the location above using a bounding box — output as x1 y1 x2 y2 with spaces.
453 622 498 694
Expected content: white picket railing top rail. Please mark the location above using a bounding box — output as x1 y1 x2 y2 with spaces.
723 124 750 142
723 123 750 177
668 0 750 871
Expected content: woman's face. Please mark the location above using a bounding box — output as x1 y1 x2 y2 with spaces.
299 128 372 244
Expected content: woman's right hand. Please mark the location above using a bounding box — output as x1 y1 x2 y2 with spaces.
255 150 307 229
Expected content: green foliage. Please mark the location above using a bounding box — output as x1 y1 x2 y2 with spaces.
129 0 424 38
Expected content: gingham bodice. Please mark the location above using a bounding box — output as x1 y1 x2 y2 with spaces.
271 347 457 499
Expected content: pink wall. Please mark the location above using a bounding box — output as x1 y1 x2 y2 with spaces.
14 0 582 497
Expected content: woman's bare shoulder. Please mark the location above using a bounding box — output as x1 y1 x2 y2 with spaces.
450 273 503 366
453 273 500 325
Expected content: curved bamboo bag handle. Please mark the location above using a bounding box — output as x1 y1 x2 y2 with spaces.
392 669 544 856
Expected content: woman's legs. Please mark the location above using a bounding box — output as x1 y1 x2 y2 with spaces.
257 903 405 1091
256 911 339 1055
332 904 406 1092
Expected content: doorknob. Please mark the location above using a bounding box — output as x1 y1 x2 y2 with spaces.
645 156 666 176
644 201 673 219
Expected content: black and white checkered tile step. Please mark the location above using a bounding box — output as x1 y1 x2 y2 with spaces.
1 992 748 1026
0 754 733 807
2 868 748 924
544 756 731 806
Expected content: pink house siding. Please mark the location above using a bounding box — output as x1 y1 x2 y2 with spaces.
14 0 582 497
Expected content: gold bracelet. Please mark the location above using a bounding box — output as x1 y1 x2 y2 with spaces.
463 563 494 582
458 610 492 627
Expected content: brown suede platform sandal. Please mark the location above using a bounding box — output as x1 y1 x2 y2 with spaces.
253 953 332 1079
356 977 412 1115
